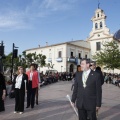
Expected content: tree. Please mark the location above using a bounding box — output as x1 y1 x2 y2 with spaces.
3 51 46 72
93 41 120 72
36 54 46 67
46 62 54 69
21 51 46 68
3 53 21 72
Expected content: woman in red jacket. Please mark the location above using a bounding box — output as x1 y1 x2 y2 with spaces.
26 64 39 109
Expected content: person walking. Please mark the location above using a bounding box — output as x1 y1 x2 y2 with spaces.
26 64 39 109
71 65 82 91
90 61 104 85
90 62 104 118
0 72 6 112
71 58 102 120
34 64 41 105
12 66 28 114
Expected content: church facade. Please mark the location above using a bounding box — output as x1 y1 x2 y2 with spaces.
25 8 120 73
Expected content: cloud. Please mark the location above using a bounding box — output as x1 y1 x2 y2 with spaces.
0 12 27 30
0 0 78 30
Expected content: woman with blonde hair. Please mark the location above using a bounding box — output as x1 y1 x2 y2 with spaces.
12 66 28 114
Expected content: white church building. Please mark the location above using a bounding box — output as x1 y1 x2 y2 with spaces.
25 7 120 73
25 40 91 73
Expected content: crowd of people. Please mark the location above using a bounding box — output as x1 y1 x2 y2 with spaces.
104 73 120 87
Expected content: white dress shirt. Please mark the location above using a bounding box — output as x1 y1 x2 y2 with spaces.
82 69 91 87
85 69 91 77
15 74 23 89
30 72 33 81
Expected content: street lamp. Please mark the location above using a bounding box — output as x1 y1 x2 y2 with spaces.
0 41 4 72
10 43 19 81
61 66 63 73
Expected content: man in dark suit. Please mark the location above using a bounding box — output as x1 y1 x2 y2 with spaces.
90 61 104 118
90 61 104 85
71 58 102 120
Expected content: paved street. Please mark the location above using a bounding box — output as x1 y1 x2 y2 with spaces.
0 81 120 120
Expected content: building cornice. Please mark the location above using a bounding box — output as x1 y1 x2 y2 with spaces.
67 43 90 50
25 40 90 52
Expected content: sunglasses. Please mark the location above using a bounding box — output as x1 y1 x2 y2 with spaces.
90 64 93 66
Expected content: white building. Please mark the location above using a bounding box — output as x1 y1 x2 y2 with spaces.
25 7 120 73
26 40 90 73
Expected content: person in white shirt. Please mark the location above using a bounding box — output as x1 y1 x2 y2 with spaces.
12 66 28 114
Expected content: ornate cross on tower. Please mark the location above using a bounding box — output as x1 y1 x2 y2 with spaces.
98 0 100 9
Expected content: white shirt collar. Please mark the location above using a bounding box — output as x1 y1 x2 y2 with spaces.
84 69 91 76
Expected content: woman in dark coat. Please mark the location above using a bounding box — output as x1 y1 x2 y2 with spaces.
12 66 28 114
0 72 6 112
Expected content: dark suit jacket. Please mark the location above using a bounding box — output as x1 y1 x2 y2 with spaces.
12 73 28 92
0 73 6 91
95 69 104 85
71 70 102 110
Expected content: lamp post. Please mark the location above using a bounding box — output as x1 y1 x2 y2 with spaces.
10 43 19 81
0 41 4 73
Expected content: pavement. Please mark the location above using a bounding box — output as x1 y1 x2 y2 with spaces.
0 81 120 120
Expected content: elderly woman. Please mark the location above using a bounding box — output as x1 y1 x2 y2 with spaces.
12 66 28 114
0 72 6 112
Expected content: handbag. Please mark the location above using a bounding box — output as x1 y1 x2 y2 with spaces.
9 91 15 98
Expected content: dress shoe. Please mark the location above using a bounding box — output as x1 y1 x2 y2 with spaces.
36 101 38 105
31 106 34 109
26 106 30 108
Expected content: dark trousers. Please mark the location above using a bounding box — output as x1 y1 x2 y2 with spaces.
78 107 97 120
0 91 5 112
35 87 38 103
27 81 36 108
15 89 25 112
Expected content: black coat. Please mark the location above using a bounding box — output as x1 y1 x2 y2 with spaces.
12 73 28 91
0 73 6 112
0 73 6 91
71 70 102 110
95 69 104 85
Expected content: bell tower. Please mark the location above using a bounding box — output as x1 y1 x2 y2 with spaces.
87 4 113 56
89 8 110 37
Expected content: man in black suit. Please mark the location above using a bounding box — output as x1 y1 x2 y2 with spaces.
71 58 102 120
90 61 104 85
90 61 104 118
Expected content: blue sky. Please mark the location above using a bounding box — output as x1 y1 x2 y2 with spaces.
0 0 119 55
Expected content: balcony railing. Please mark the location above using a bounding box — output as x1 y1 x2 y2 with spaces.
56 58 62 62
48 58 52 62
67 56 76 62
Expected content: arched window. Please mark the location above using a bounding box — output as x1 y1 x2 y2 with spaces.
97 13 99 17
95 23 98 29
100 22 102 28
